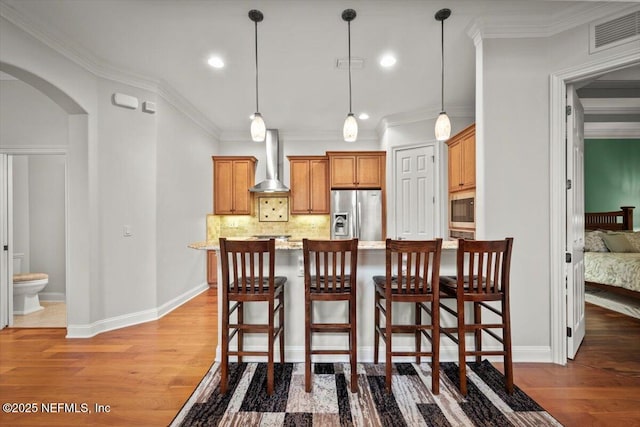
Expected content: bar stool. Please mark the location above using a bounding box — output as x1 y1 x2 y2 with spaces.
303 238 359 393
439 237 514 396
373 238 443 394
218 238 286 395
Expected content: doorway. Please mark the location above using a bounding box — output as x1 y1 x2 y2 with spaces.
1 153 67 328
550 56 640 364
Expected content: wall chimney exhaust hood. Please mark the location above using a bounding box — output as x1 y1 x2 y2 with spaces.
249 129 289 193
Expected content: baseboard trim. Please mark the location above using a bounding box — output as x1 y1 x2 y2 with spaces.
39 292 66 302
66 283 209 338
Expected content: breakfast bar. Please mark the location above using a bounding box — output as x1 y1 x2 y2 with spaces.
189 239 459 363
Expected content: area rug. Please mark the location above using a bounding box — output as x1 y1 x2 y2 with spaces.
171 361 562 426
585 286 640 319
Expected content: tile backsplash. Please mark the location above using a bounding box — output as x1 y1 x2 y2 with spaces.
207 197 330 241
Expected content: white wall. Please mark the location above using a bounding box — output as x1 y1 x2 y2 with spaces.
480 36 551 351
0 79 69 146
477 17 639 360
1 15 94 330
156 97 215 306
1 80 67 300
11 156 29 271
1 16 217 335
94 80 158 319
29 155 66 300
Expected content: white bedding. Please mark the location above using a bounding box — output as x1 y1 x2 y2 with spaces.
584 252 640 292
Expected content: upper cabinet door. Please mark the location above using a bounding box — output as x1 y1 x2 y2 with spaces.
288 156 329 214
446 124 475 192
309 158 330 213
356 154 384 188
212 156 256 215
327 151 386 189
328 154 357 188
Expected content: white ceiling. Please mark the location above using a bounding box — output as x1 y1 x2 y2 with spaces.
1 0 637 139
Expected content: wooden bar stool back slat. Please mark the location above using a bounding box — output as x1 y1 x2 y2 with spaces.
303 238 359 393
373 238 443 394
439 237 514 396
218 238 286 396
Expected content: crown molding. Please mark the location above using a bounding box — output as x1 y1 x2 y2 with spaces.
584 122 640 139
467 3 638 40
377 105 475 135
0 1 221 139
156 82 221 138
219 128 378 144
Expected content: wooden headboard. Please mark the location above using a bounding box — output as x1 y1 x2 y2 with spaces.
585 206 634 231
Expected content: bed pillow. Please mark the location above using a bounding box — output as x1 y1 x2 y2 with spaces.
584 230 608 252
623 231 640 252
601 233 636 253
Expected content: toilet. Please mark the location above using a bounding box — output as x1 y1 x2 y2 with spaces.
13 255 48 315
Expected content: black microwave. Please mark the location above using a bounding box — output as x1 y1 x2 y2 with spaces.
449 191 475 229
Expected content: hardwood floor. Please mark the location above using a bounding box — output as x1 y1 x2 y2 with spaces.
0 288 217 427
1 288 638 426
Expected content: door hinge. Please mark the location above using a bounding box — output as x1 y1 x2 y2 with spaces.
565 253 572 263
3 245 7 251
566 179 572 190
432 155 435 162
567 327 572 337
566 105 572 116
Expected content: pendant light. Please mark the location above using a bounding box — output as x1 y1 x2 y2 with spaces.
434 8 451 142
342 9 358 142
249 10 266 142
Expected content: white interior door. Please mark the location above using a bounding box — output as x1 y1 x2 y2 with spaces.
394 145 436 239
566 84 586 359
0 154 14 329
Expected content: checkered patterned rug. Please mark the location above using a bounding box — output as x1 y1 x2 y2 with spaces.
171 361 562 426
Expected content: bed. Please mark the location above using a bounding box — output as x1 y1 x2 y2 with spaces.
584 206 640 299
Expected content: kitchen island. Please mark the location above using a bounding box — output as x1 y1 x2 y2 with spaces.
189 239 459 363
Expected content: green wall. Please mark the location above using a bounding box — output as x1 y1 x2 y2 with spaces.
584 139 640 229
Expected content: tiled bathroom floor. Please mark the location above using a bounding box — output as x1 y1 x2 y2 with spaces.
13 301 67 328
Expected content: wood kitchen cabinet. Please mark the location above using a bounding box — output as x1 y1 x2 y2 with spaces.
212 156 256 215
326 151 386 189
446 124 475 192
206 250 217 287
288 156 329 214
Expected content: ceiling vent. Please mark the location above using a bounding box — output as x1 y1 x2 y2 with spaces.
590 10 640 53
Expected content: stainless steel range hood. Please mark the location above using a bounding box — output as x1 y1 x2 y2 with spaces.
250 129 289 193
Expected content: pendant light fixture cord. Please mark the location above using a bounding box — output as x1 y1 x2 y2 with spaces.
254 20 259 113
440 18 444 113
348 20 352 114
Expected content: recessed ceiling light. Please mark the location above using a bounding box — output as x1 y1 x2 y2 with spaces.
380 55 396 68
358 113 370 120
207 56 225 69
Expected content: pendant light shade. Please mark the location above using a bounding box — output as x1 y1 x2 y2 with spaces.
435 8 451 142
251 112 266 142
343 113 358 142
342 9 357 142
434 112 451 142
249 10 266 142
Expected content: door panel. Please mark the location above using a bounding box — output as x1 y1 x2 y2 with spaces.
567 84 586 359
0 154 13 329
395 145 435 240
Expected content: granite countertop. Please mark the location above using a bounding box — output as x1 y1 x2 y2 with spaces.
189 239 458 251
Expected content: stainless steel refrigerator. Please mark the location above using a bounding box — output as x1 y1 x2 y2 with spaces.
330 189 383 240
